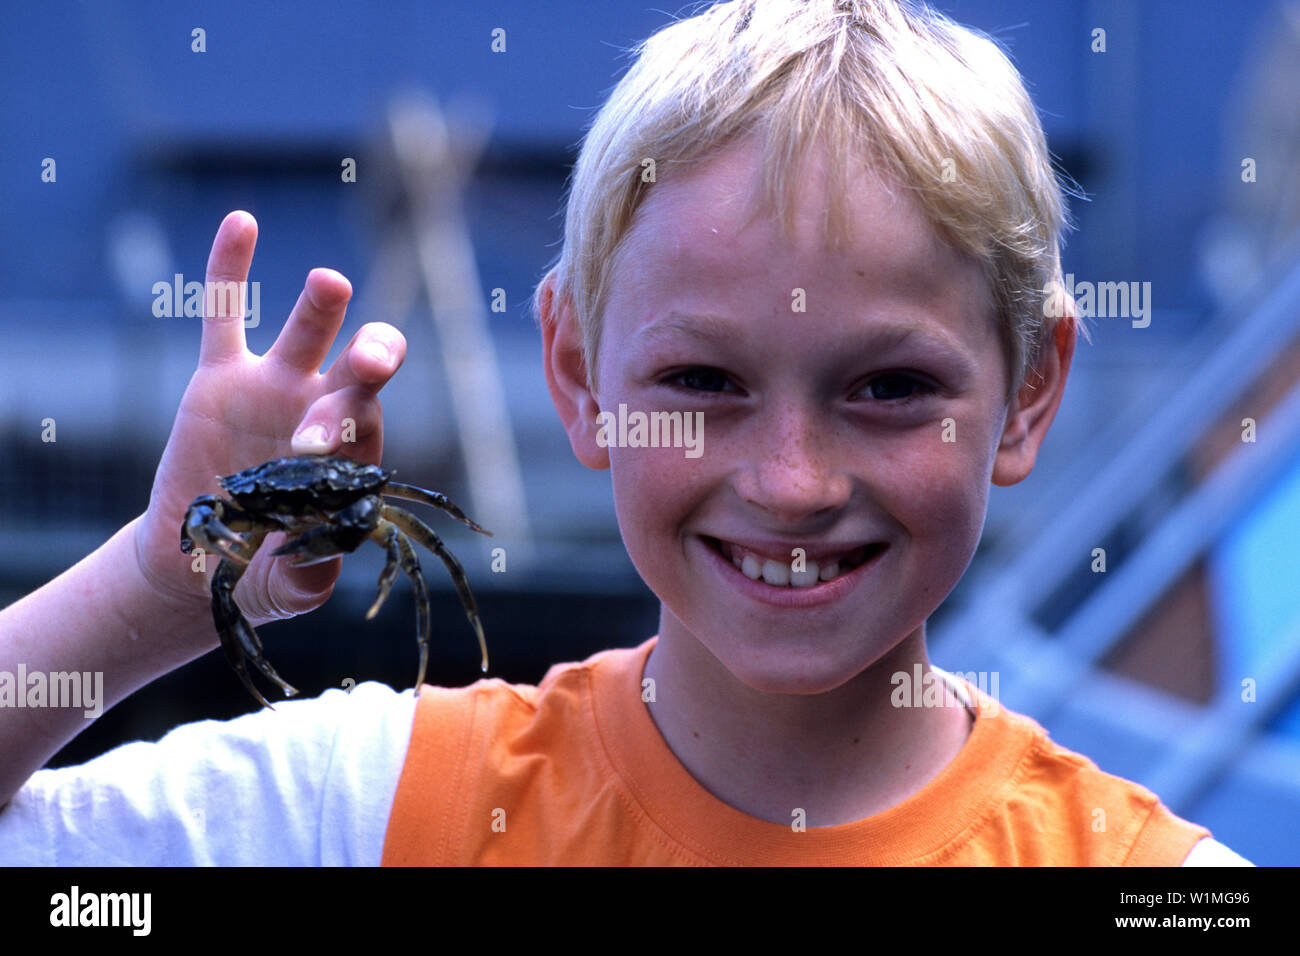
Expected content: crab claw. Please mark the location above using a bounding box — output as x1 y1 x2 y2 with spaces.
181 496 255 563
270 497 378 568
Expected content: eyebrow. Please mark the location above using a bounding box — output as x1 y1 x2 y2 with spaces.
634 312 968 360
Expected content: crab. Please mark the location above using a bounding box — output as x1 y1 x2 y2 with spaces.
179 454 491 709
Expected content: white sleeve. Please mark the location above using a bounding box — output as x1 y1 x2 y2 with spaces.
0 680 416 865
1181 836 1254 866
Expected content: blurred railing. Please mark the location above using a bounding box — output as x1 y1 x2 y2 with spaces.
936 247 1300 660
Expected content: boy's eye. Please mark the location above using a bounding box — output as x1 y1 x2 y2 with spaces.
857 373 935 402
660 368 934 402
664 367 736 393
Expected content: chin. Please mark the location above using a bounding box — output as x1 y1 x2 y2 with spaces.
708 635 887 696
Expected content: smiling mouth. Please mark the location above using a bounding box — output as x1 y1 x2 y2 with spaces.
703 537 886 588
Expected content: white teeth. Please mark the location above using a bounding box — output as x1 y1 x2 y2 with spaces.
760 559 790 586
721 540 872 587
790 566 820 588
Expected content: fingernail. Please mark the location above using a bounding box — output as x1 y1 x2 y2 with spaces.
294 423 329 448
362 339 391 364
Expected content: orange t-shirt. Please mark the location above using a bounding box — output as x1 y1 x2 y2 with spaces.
382 637 1209 865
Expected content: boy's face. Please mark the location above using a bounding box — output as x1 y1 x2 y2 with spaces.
543 133 1072 694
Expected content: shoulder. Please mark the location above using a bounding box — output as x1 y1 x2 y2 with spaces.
412 641 647 732
405 641 652 782
387 643 650 864
937 671 1216 865
1006 725 1245 865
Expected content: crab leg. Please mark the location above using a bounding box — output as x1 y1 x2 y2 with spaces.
381 483 492 536
365 523 403 621
382 505 489 673
366 522 433 691
210 546 300 709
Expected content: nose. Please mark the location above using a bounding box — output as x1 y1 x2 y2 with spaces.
734 400 853 523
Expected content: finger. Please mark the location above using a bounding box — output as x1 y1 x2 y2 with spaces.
238 546 340 623
321 322 407 395
200 211 258 365
290 386 385 460
273 557 341 617
266 269 353 372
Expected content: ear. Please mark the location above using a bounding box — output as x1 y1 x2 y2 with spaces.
992 312 1076 487
539 273 610 470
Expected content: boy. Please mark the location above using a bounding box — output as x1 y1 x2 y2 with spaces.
0 0 1249 864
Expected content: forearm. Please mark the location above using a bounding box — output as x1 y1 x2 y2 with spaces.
0 516 213 806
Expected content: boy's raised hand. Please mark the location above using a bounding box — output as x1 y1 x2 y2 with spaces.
133 210 406 636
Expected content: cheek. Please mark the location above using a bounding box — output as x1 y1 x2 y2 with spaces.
880 429 992 554
607 446 711 565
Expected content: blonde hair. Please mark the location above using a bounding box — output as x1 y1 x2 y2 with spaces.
534 0 1084 396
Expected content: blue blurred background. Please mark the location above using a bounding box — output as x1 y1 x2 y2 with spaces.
2 0 1298 863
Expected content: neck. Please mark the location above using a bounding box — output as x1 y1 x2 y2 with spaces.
642 616 974 826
